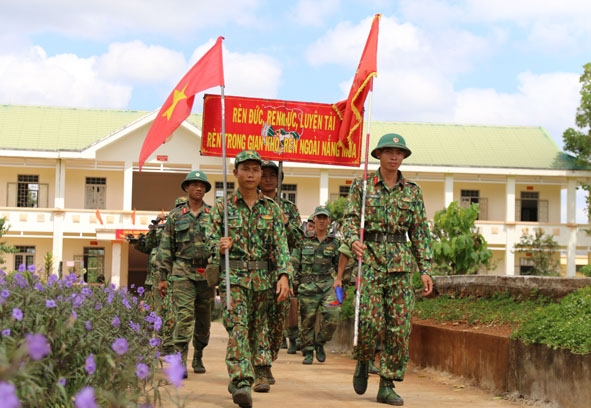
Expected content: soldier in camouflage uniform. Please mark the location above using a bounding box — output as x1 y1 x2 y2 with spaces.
156 171 214 378
257 160 303 388
342 133 433 406
209 150 291 408
291 205 341 365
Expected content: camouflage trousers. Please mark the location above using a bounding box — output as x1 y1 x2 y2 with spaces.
170 277 215 364
267 291 290 361
221 285 273 388
298 279 340 351
354 271 415 381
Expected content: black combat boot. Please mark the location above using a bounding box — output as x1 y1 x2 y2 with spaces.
376 377 404 406
192 351 206 374
353 360 369 395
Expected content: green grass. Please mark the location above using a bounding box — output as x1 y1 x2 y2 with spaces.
413 287 591 355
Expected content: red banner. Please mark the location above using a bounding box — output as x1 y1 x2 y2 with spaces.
200 94 362 166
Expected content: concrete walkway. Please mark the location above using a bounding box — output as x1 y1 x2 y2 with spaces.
159 321 538 408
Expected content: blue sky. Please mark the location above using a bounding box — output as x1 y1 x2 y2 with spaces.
1 0 591 220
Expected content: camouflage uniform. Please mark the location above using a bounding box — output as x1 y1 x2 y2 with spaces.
209 188 292 391
157 201 214 369
342 169 432 381
291 224 341 358
269 197 303 361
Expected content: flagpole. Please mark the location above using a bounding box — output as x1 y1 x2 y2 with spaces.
353 89 374 347
220 86 231 310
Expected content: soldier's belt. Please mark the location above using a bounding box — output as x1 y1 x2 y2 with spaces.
228 260 268 271
364 232 407 243
300 273 333 284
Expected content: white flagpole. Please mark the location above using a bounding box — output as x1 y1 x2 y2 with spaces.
220 86 231 310
353 89 374 347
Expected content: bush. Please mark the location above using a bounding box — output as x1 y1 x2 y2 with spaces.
0 265 183 407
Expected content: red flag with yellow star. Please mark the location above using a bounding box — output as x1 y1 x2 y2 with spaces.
139 36 225 171
333 15 379 149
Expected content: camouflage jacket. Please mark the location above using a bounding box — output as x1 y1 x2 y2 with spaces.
133 227 163 286
342 169 433 276
291 233 341 286
279 197 304 251
157 202 212 282
209 190 292 291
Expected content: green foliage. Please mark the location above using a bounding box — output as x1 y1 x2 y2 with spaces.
414 291 554 327
512 287 591 354
579 264 591 277
430 202 494 275
42 252 53 281
0 266 183 407
0 218 17 265
562 62 591 219
325 196 348 225
513 229 561 276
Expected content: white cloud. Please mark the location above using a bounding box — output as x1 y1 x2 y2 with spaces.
287 0 341 27
0 46 131 108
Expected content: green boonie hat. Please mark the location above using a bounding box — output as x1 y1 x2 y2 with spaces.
371 133 412 159
312 205 332 218
234 150 262 168
261 160 278 169
307 215 315 223
181 170 212 192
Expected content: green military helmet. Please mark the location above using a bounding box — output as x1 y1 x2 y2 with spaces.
261 160 284 181
370 133 412 159
234 150 262 168
181 170 212 192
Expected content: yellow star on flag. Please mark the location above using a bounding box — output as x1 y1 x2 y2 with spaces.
162 84 189 120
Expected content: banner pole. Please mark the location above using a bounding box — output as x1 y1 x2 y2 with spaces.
353 88 374 347
220 86 231 310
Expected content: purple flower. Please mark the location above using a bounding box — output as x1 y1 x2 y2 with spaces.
129 320 140 333
94 302 103 310
1 289 9 299
2 329 11 337
111 338 129 355
48 274 58 284
71 311 78 320
136 362 150 379
12 308 23 321
0 381 20 408
33 282 45 291
121 298 131 309
25 333 51 360
137 286 145 295
58 377 66 386
45 299 57 308
27 264 36 273
17 264 26 272
163 353 185 387
74 387 97 408
84 353 96 375
149 338 161 347
85 320 93 331
111 315 121 328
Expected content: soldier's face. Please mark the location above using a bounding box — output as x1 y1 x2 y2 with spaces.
259 167 278 194
314 214 330 233
185 181 207 200
377 147 406 172
234 161 262 190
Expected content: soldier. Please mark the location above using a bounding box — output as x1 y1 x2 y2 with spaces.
257 159 303 387
209 150 291 408
291 205 341 365
342 133 434 406
304 215 315 237
156 170 214 377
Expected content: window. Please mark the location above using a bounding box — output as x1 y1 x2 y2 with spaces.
519 257 535 275
516 192 548 222
280 184 297 204
460 190 488 220
5 175 48 208
85 177 107 209
339 185 350 198
215 182 235 198
14 246 35 271
82 247 105 283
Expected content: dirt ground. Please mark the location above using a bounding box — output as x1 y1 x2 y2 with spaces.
160 321 552 408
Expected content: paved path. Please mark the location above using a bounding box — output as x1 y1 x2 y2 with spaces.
160 321 537 408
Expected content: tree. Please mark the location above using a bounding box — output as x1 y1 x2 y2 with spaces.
431 201 494 275
513 229 561 276
562 62 591 220
0 217 16 265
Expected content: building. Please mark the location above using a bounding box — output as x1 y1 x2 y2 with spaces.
1 105 590 288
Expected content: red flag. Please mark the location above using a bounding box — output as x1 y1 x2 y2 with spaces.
334 15 380 149
95 209 104 225
139 36 225 170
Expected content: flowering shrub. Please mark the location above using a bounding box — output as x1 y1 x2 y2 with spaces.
0 265 181 407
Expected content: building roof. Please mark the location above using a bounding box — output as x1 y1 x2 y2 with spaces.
0 104 580 170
